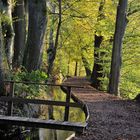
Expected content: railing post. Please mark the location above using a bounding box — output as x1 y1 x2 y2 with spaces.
64 86 71 121
7 82 15 116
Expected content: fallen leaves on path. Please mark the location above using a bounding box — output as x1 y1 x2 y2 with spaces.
65 77 140 140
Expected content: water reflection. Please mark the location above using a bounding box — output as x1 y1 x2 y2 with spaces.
39 129 73 140
37 86 85 140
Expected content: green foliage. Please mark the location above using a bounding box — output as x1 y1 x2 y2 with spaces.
90 1 140 99
1 0 138 99
0 0 14 24
13 70 48 82
1 14 11 25
12 70 48 97
119 0 140 99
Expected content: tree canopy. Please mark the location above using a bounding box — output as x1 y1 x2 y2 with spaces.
0 0 139 99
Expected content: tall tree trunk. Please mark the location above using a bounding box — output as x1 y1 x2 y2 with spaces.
0 17 5 95
67 56 70 76
47 3 56 76
47 1 55 120
91 35 103 88
2 0 14 69
74 61 78 76
47 0 62 76
82 54 91 77
12 0 26 69
90 0 105 89
108 0 128 95
81 47 91 77
23 0 47 72
24 0 28 13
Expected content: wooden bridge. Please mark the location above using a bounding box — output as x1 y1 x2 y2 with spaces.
0 80 89 133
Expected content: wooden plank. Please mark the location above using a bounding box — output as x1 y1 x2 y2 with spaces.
3 80 85 88
0 115 87 133
0 96 82 108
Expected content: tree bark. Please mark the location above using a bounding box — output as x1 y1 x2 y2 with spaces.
47 3 56 76
2 0 14 69
82 54 91 77
0 17 5 95
90 0 105 89
23 0 47 72
91 35 103 88
108 0 128 95
67 56 70 76
12 0 26 69
74 61 78 76
47 0 62 76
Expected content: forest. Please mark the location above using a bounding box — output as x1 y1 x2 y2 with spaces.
0 0 140 139
0 0 140 99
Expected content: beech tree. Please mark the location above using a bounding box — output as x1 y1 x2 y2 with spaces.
81 47 91 77
2 0 14 69
0 1 5 95
90 0 105 89
23 0 47 72
0 21 4 94
82 55 91 77
108 0 128 95
12 0 26 69
47 0 62 77
47 2 56 76
0 0 139 99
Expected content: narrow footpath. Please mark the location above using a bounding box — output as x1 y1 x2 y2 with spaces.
64 77 140 140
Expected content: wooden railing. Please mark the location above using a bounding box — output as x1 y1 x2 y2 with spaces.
2 81 85 122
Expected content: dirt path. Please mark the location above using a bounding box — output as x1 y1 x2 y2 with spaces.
64 77 140 140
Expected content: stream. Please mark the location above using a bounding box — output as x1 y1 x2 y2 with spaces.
26 87 85 140
15 86 85 140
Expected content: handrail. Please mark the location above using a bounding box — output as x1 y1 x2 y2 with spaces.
60 86 90 123
4 80 86 88
0 96 82 108
2 81 86 122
